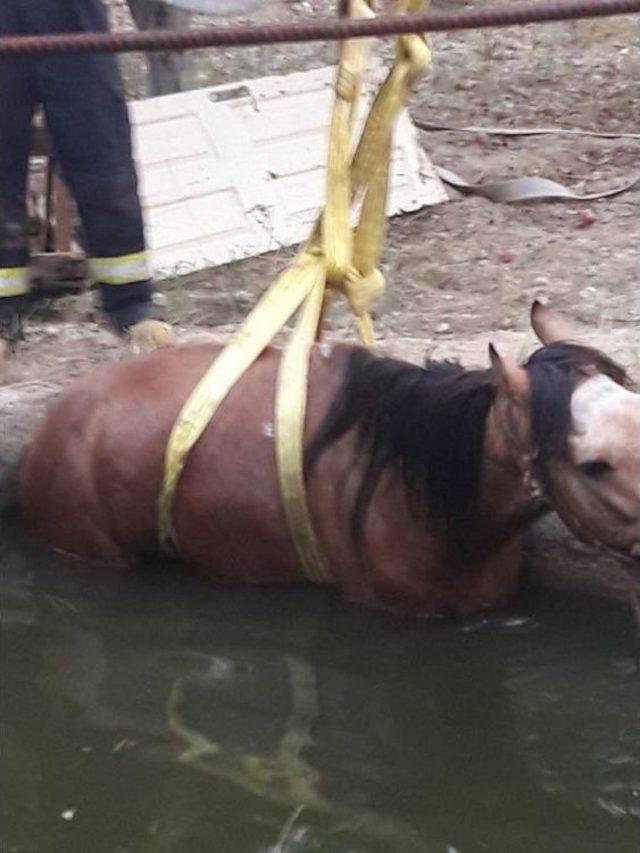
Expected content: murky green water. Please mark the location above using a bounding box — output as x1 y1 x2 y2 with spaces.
1 519 639 853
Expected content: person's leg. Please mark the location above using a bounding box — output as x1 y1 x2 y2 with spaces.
0 4 37 352
127 0 190 97
35 0 158 334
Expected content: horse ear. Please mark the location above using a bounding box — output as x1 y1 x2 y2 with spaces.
489 344 530 401
531 300 579 345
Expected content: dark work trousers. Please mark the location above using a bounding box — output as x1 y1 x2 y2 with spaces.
0 0 153 338
127 0 190 97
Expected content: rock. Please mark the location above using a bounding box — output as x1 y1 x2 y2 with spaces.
578 286 598 300
577 209 597 229
435 322 452 335
0 381 61 510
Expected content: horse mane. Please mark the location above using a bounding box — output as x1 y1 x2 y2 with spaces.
524 341 630 461
305 349 495 556
305 341 630 558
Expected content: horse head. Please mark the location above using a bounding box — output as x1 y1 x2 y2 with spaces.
490 302 640 559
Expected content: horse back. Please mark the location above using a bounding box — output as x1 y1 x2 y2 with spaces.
18 341 356 573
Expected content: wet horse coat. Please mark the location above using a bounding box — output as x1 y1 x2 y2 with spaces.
18 306 640 616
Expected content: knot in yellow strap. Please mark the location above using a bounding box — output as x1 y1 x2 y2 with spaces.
335 265 385 319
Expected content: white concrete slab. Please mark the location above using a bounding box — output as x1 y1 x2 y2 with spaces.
130 65 447 279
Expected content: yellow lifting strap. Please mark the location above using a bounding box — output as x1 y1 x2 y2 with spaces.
158 0 431 581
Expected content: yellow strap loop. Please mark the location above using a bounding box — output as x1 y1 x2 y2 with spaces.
322 0 375 287
158 246 323 549
273 1 430 577
275 272 329 583
326 7 432 346
159 0 432 580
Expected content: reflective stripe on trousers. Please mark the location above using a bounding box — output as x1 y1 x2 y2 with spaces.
0 267 29 297
89 252 151 286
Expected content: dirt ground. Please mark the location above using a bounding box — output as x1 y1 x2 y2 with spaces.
4 1 639 386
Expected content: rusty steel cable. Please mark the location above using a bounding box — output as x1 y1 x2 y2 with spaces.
0 0 639 55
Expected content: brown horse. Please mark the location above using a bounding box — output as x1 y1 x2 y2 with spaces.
18 302 640 616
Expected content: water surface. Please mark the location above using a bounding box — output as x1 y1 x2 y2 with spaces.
1 521 639 852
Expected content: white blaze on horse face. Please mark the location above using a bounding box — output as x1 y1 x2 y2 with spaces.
563 374 640 553
570 376 640 463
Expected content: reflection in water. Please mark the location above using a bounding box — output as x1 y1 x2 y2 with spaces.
168 653 324 805
1 518 639 852
167 653 428 850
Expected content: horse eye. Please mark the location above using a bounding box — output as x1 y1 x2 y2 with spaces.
580 460 612 477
